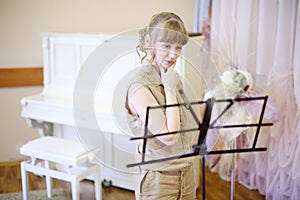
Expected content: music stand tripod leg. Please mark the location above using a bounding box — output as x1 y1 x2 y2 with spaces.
230 140 236 200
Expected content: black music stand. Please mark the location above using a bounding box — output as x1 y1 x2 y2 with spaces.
127 90 273 200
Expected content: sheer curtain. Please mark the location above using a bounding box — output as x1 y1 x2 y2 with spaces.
206 0 300 199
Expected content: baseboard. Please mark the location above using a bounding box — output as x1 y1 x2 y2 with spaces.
0 160 23 167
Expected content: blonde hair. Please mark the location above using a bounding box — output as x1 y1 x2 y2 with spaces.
137 12 189 63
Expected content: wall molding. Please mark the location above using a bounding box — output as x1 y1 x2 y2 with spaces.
0 67 43 87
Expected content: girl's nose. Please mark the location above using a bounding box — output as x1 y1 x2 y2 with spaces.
168 50 176 59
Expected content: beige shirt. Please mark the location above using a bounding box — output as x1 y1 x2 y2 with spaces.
125 64 198 171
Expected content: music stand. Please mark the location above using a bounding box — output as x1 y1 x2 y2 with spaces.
127 89 273 200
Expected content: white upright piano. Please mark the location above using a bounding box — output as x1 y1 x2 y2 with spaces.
21 32 204 190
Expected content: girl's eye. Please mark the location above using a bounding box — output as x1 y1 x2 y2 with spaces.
163 44 171 49
176 46 183 51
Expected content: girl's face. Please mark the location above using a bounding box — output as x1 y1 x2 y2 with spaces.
152 41 183 70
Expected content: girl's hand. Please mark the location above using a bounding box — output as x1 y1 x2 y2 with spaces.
160 67 179 93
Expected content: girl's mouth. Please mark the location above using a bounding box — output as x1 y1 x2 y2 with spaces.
164 60 174 66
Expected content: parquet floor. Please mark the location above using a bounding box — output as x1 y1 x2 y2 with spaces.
0 161 265 200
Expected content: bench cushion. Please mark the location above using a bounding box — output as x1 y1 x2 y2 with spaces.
20 136 99 166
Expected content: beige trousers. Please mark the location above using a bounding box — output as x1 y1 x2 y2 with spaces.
135 165 196 200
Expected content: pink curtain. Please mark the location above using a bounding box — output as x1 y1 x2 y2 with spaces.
207 0 300 199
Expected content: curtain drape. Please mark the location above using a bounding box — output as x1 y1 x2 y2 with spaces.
207 0 300 199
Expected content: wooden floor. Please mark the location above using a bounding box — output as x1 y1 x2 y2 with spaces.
0 161 265 200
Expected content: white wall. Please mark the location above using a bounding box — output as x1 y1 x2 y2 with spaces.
0 0 195 161
0 0 195 67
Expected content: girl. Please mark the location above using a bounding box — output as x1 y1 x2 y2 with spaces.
125 12 197 199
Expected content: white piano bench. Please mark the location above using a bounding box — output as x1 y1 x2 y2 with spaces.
20 136 102 200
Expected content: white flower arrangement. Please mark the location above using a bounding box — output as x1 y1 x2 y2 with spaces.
205 69 255 178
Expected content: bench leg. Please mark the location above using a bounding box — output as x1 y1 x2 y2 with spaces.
71 179 80 200
94 169 102 200
20 161 28 200
45 160 52 198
